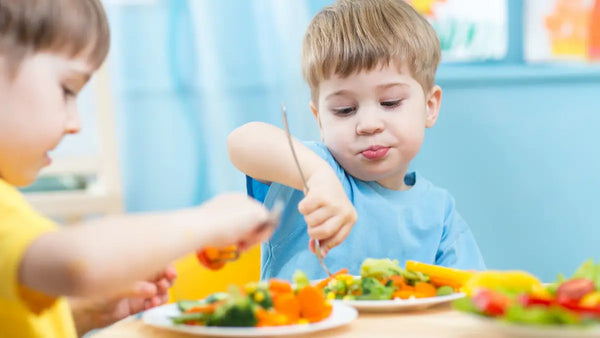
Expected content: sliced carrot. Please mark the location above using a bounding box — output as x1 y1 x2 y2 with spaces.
297 285 331 323
269 279 293 293
315 268 349 289
414 282 437 298
185 303 217 314
196 247 227 269
388 275 406 289
273 292 300 322
255 308 290 327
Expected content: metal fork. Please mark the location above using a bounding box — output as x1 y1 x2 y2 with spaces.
281 102 332 277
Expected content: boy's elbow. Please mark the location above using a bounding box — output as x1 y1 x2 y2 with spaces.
62 255 108 296
227 122 267 167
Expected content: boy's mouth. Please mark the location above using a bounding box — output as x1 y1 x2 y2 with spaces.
361 146 389 160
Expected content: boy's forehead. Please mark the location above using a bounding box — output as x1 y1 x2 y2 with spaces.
322 62 416 87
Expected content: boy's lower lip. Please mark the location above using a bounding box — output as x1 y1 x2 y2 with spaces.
361 147 389 160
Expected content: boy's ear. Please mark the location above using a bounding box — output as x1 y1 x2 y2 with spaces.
425 85 442 128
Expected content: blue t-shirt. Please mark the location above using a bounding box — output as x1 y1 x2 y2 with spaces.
247 141 485 280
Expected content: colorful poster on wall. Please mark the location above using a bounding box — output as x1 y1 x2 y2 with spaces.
524 0 600 62
406 0 508 62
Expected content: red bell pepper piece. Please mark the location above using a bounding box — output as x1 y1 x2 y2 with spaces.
472 289 511 317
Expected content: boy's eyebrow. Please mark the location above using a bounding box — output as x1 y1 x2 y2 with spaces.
325 89 355 100
376 82 410 90
325 82 410 100
64 70 92 89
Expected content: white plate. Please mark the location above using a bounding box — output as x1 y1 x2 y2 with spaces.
469 314 600 338
142 302 358 337
336 292 465 312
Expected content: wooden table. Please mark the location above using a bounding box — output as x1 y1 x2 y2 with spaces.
93 304 509 338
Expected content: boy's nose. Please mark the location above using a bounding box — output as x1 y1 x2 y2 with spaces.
64 107 82 134
355 110 384 135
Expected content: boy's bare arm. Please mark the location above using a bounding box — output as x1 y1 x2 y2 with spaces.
228 121 331 190
229 122 357 254
18 193 270 298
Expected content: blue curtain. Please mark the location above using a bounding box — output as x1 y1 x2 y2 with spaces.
105 0 331 211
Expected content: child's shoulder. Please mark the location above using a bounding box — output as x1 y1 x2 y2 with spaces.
0 179 28 210
410 172 457 206
0 179 56 230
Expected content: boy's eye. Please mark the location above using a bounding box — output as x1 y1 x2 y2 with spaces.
62 86 76 99
381 100 402 108
332 107 356 116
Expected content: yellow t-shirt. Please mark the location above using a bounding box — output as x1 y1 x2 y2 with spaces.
0 179 76 337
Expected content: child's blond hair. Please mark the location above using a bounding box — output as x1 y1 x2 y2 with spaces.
302 0 440 103
0 0 110 76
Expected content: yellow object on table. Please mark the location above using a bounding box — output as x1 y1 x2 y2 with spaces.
463 270 544 296
169 245 261 302
405 260 474 289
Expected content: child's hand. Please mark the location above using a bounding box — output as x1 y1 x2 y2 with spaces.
298 166 357 257
198 193 273 251
70 265 177 335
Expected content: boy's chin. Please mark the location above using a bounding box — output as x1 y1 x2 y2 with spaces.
6 172 39 187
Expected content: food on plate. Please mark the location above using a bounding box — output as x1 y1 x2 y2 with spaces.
320 258 467 301
454 259 600 326
171 273 332 327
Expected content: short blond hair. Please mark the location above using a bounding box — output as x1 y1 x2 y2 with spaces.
302 0 440 102
0 0 110 75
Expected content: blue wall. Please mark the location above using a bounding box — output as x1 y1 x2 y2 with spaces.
106 1 600 281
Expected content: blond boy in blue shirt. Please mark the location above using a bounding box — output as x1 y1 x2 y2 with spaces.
229 0 485 280
0 1 273 336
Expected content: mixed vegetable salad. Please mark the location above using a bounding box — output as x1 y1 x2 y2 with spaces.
454 259 600 327
171 271 331 327
171 258 471 327
320 258 465 301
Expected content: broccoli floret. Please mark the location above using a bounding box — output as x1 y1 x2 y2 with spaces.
205 292 229 304
357 277 394 300
205 295 257 327
401 270 430 285
293 270 310 289
360 258 404 279
249 287 273 309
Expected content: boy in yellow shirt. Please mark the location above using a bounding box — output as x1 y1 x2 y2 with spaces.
0 1 273 336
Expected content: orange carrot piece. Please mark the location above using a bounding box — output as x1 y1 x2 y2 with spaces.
256 308 290 327
315 268 349 289
185 304 216 314
269 279 293 293
414 282 437 298
273 292 300 322
297 285 331 323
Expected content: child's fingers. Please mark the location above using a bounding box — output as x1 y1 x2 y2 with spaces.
298 195 323 215
306 214 343 240
119 281 157 298
163 265 178 282
319 222 353 256
156 278 171 295
304 207 333 227
308 238 316 254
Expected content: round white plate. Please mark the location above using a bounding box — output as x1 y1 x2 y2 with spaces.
336 292 465 312
142 302 358 337
469 314 600 338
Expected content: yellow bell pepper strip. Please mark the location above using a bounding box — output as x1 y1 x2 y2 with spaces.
405 260 474 289
463 271 543 296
